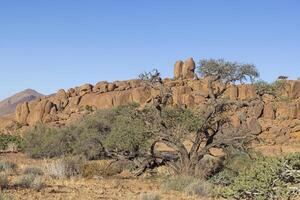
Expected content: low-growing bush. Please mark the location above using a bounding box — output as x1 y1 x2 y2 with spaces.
43 156 86 179
23 167 44 176
22 118 108 160
13 174 45 191
213 153 300 200
140 192 161 200
0 194 14 200
164 176 213 197
184 180 213 197
0 134 22 151
0 161 17 173
164 176 196 192
210 152 253 186
82 160 124 178
0 172 9 189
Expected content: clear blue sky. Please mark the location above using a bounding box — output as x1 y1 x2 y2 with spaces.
1 0 300 100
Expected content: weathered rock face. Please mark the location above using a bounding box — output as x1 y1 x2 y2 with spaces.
13 58 300 136
291 80 300 99
182 57 196 79
15 102 29 125
174 60 184 79
173 58 195 79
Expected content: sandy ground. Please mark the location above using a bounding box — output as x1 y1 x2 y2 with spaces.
0 153 211 200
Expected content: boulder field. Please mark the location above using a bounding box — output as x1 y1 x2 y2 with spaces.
5 58 300 148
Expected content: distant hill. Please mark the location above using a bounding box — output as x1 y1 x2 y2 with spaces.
0 89 44 116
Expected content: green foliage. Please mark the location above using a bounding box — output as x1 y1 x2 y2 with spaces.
0 134 22 150
103 105 150 153
23 167 44 176
22 103 203 161
210 152 253 186
198 59 259 83
213 153 300 200
13 173 45 191
0 194 14 200
22 117 107 159
0 161 17 172
254 79 290 99
22 124 73 158
0 172 9 189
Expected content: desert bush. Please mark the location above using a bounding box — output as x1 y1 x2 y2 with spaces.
195 155 223 179
102 104 151 154
164 176 213 197
13 173 45 190
164 176 196 192
140 192 161 200
62 156 86 178
0 134 22 151
43 156 85 179
0 161 17 173
22 124 72 158
0 194 14 200
184 180 213 197
210 152 253 186
22 113 110 160
0 172 9 189
254 79 290 100
213 153 300 200
22 104 151 160
82 160 124 178
23 167 44 176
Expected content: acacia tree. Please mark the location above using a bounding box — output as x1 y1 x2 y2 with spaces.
135 59 260 176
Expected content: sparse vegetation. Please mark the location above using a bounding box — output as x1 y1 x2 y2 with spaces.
164 176 213 197
42 156 86 179
13 173 45 191
0 134 22 151
82 160 124 178
23 167 44 176
254 79 290 100
0 172 9 189
0 161 17 173
140 192 161 200
0 193 13 200
213 153 300 200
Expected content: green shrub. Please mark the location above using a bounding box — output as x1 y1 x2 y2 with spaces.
213 153 300 200
0 194 14 200
23 167 44 176
22 115 109 160
0 172 9 189
13 174 45 191
254 79 291 100
0 135 22 151
0 161 17 172
210 152 253 186
22 104 151 160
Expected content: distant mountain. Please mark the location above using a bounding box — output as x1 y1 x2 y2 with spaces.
0 89 44 116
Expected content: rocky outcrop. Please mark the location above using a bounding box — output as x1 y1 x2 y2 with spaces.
173 57 196 79
11 57 300 149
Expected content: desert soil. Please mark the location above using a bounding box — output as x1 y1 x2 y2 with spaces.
0 153 210 200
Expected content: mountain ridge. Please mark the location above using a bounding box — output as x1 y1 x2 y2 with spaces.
0 89 43 116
